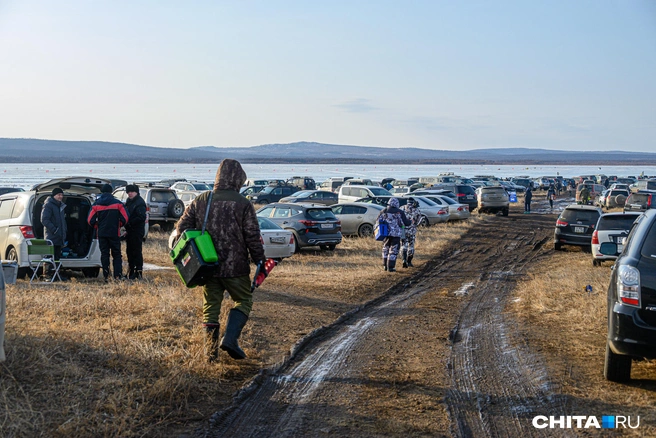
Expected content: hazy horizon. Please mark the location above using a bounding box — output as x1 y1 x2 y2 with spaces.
1 1 655 152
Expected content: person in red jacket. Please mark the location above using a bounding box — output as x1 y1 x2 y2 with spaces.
88 184 128 281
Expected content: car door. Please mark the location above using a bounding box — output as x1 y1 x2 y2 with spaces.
271 205 292 228
332 205 357 234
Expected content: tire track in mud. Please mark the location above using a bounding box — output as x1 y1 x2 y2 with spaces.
446 214 573 438
198 213 570 437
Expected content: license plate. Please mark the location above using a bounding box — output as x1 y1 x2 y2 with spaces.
150 207 159 212
320 223 333 229
466 195 474 200
269 236 286 244
574 226 585 233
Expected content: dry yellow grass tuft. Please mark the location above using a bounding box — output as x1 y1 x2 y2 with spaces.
1 218 482 437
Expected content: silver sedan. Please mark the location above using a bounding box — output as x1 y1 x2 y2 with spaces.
331 202 384 237
420 194 470 221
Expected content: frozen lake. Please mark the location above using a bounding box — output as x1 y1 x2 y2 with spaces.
0 163 654 189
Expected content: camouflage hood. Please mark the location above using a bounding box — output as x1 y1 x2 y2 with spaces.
214 159 247 191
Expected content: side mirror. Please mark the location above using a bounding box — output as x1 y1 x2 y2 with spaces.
599 242 618 256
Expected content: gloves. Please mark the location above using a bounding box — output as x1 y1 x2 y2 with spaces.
257 259 268 278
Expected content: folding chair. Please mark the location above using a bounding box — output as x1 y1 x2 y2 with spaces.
27 239 62 283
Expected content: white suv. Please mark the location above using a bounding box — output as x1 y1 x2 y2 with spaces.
0 177 107 279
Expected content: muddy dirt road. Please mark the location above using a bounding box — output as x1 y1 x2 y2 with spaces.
197 211 572 437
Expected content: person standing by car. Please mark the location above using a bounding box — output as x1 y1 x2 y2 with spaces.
176 159 266 363
377 197 411 272
580 185 591 205
546 184 556 210
524 186 533 213
401 198 421 268
124 184 147 280
41 187 68 280
88 184 128 281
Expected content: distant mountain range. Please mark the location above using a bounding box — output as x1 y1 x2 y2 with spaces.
1 138 655 165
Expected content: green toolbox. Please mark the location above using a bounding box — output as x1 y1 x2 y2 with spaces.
170 229 219 288
169 191 219 288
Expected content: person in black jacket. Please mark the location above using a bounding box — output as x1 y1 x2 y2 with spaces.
41 187 68 280
88 184 129 281
124 184 147 280
524 186 533 213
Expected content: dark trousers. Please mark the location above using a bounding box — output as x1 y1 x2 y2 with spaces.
126 232 144 278
524 201 531 212
99 236 122 279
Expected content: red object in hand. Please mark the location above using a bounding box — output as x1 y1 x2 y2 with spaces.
254 259 278 289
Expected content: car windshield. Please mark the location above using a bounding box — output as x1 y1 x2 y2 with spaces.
598 215 640 231
192 183 212 190
258 217 282 230
640 220 656 259
561 209 600 223
483 188 506 194
370 187 392 196
415 197 437 206
306 208 336 220
293 191 314 198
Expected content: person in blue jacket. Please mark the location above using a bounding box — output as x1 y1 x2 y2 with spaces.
376 197 411 272
41 187 68 280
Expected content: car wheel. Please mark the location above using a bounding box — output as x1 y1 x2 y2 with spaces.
82 267 100 278
292 232 300 253
167 199 185 218
593 259 601 267
554 242 562 251
418 215 429 227
259 200 269 205
358 223 374 237
6 246 30 279
604 343 632 382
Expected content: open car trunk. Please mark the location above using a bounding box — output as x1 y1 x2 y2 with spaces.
32 194 95 260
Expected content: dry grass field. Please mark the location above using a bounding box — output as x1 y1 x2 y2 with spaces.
511 247 656 435
1 220 480 437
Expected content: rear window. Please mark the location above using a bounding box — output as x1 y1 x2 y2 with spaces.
639 220 656 259
457 186 476 195
597 215 640 231
306 209 336 220
561 209 600 223
258 217 282 230
149 191 176 203
482 188 506 194
627 193 652 205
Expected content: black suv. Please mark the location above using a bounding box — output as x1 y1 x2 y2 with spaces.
600 209 656 382
256 203 342 251
286 176 316 190
554 204 602 250
249 184 299 205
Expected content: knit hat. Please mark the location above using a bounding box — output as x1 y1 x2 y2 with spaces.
51 188 64 196
125 184 139 193
101 184 113 193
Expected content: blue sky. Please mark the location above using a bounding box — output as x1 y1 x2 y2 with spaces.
1 1 654 152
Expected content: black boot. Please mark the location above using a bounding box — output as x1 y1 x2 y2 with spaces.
383 258 388 271
204 323 220 363
402 250 408 268
388 259 397 272
220 309 249 360
407 255 414 267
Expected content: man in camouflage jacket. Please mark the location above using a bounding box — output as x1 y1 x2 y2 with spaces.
176 159 266 362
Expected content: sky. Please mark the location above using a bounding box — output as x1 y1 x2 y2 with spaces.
1 1 655 152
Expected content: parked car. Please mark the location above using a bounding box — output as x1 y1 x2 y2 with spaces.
600 209 656 382
415 193 470 220
170 181 212 193
240 185 266 198
408 189 460 202
624 191 656 213
249 185 300 205
256 203 342 251
354 196 449 225
279 190 338 205
576 183 606 204
331 202 384 237
0 187 25 196
596 189 630 210
423 184 478 210
476 186 510 216
554 204 602 250
630 179 656 193
591 212 641 266
115 184 184 232
337 185 392 203
0 176 112 279
286 176 316 190
168 216 295 260
176 191 198 208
